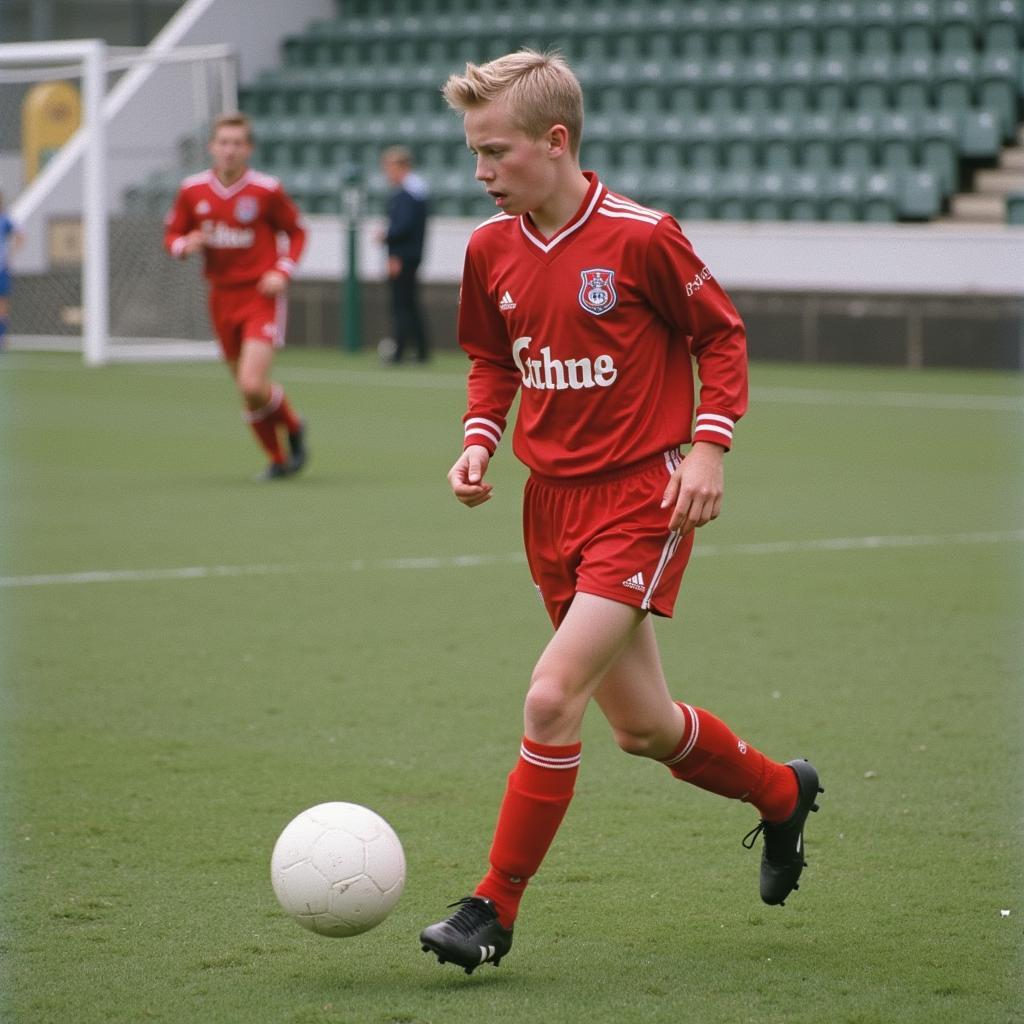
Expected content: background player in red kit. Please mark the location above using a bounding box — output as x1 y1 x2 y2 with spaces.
164 113 308 480
420 51 824 974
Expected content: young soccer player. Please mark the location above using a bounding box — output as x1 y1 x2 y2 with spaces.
420 51 823 974
164 113 308 480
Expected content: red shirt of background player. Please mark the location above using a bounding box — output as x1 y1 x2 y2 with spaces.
163 168 305 289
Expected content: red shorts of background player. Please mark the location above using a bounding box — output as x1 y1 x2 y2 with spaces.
208 283 285 362
523 449 696 628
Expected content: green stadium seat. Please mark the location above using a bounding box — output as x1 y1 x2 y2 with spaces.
878 111 919 172
978 51 1021 139
745 1 784 56
820 1 860 55
750 171 786 221
983 0 1023 50
920 110 961 193
838 111 881 172
667 85 701 116
894 53 937 112
651 141 683 171
938 0 982 50
959 108 1001 156
722 114 758 170
862 171 900 221
899 0 940 53
714 28 745 62
816 55 854 113
780 1 820 58
677 113 719 168
668 56 709 99
935 51 979 113
585 146 614 180
761 113 799 171
822 169 863 221
717 169 754 220
678 170 716 221
786 170 824 221
645 168 687 212
739 57 781 114
860 0 900 54
706 57 742 113
798 114 837 171
854 54 895 111
777 56 816 115
899 169 943 219
1006 192 1024 224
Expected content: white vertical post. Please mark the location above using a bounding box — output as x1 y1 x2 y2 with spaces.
82 39 108 366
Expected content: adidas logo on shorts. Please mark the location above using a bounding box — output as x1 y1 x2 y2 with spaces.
622 571 646 592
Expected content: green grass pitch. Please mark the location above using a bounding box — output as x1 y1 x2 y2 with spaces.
1 349 1021 1024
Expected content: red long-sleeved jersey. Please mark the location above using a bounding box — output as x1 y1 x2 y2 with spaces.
163 169 306 287
458 173 748 478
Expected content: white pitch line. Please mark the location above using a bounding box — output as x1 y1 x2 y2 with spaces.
1 531 1020 590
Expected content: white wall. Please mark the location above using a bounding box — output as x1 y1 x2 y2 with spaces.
297 216 1024 297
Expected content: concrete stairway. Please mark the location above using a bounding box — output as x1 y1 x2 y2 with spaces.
948 124 1024 223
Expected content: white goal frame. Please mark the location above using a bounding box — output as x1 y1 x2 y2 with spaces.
0 38 237 364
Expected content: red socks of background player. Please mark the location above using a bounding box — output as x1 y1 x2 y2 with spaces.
659 703 797 823
244 383 302 464
475 737 581 929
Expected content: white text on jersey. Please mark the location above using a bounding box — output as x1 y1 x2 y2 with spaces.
201 220 255 249
512 336 618 391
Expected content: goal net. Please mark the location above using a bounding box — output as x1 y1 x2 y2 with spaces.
0 39 237 363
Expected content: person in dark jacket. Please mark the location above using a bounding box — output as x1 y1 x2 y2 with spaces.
380 146 430 363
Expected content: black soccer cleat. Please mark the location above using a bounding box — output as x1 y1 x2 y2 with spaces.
420 896 513 975
255 461 292 482
287 420 308 475
742 759 823 906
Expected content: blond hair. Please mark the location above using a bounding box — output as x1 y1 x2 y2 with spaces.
442 49 583 157
211 112 253 143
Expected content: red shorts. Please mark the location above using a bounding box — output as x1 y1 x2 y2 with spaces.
208 284 286 362
523 450 695 628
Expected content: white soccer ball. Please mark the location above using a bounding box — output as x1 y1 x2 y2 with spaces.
270 802 406 937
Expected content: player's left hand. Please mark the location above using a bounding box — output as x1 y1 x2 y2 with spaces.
257 270 288 296
661 441 725 535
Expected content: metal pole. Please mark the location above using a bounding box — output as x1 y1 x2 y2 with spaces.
341 167 362 352
82 40 108 366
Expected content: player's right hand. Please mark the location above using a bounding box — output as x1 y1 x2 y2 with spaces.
180 229 206 255
448 444 493 507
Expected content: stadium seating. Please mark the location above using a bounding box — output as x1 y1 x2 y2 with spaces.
132 0 1024 222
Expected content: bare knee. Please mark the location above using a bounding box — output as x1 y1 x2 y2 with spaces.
238 377 269 409
524 672 586 739
611 726 665 759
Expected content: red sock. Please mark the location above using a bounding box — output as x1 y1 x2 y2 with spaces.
475 737 581 928
245 390 285 463
659 703 797 823
271 387 302 434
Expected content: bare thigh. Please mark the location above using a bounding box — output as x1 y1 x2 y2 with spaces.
593 616 686 760
235 340 274 407
524 593 647 744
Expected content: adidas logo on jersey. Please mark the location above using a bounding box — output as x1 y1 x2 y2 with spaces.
622 571 646 592
499 290 516 311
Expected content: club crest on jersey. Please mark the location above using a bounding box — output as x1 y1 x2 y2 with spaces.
234 196 258 224
578 268 617 316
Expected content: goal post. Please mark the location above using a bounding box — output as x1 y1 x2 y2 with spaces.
0 38 237 364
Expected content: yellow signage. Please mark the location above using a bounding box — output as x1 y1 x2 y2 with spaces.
23 81 81 183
